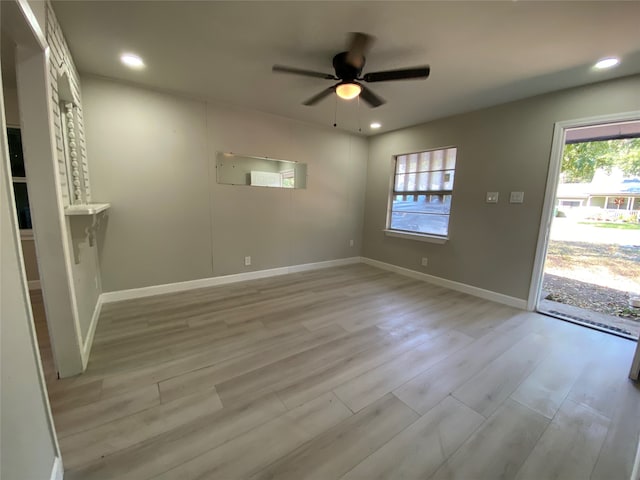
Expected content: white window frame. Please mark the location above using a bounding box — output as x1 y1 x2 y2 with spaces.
384 146 457 244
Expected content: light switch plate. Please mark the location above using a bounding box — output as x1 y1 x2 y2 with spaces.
510 191 524 204
486 192 499 203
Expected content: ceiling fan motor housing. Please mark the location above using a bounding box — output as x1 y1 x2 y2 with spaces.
333 52 363 81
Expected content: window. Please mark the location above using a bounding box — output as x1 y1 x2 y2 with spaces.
388 147 457 238
281 169 295 188
8 128 32 231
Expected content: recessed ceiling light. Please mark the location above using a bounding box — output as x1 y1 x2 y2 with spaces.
120 53 145 69
594 57 620 70
370 122 381 129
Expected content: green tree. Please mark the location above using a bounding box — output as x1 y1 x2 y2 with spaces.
561 138 640 183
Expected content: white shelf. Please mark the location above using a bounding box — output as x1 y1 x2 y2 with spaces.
64 203 110 216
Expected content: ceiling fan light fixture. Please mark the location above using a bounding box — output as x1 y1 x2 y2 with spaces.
336 82 362 100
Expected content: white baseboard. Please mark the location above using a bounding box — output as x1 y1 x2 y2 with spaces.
81 295 103 369
361 257 527 310
99 255 525 311
101 257 361 304
50 456 63 480
28 279 41 290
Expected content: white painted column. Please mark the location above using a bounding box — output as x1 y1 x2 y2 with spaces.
16 45 84 377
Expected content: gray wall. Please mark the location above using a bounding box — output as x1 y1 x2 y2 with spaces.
363 75 640 300
83 76 367 292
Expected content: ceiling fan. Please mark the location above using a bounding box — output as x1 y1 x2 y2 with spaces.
272 32 430 108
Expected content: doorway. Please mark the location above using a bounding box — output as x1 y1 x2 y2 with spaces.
2 35 58 384
530 114 640 342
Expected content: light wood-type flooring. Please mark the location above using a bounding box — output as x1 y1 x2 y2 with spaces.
38 264 640 479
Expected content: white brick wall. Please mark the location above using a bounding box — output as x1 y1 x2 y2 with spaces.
45 2 92 206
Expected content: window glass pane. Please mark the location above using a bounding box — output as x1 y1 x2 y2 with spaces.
407 153 418 173
429 171 444 190
8 128 25 177
395 173 419 192
392 194 451 215
417 172 429 190
443 170 455 190
13 182 32 230
390 212 449 236
445 148 457 169
396 156 407 174
389 147 456 237
430 150 444 171
426 170 455 190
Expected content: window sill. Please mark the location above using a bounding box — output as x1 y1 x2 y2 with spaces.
383 229 448 244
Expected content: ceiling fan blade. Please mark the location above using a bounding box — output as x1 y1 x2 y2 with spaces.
363 66 430 83
359 85 385 108
273 65 336 80
346 32 375 69
303 86 336 106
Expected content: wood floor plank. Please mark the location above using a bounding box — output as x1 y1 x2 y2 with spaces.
591 380 640 480
393 315 542 415
251 393 419 480
510 345 587 419
98 323 326 399
155 392 353 480
59 387 222 470
53 384 160 437
31 264 639 480
275 326 446 410
514 399 609 480
567 344 635 419
215 326 390 407
64 393 288 480
157 325 346 404
452 333 548 417
340 395 484 480
453 303 522 339
48 378 104 413
430 399 549 480
333 330 474 413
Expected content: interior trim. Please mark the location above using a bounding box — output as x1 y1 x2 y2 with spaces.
99 255 527 311
81 295 103 369
100 257 362 303
361 257 527 309
49 456 63 480
383 229 448 244
527 110 640 311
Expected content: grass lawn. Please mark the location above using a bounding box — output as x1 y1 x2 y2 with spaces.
577 221 640 230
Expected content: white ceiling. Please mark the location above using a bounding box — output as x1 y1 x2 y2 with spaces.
52 1 640 136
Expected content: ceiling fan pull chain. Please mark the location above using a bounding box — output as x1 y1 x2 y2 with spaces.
333 95 338 128
357 96 362 133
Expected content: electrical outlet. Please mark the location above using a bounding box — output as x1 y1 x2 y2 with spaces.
486 192 499 203
349 239 354 247
421 257 428 267
244 256 251 266
510 191 524 204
